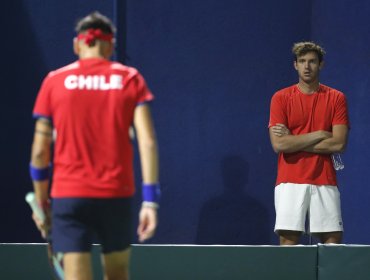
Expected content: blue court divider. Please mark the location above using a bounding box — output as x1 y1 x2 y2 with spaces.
0 244 103 279
130 245 318 280
0 244 52 279
318 244 370 280
1 244 369 279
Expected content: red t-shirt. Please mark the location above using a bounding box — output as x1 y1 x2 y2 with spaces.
268 84 349 186
33 58 154 198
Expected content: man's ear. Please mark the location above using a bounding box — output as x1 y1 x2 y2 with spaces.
319 60 324 70
293 60 298 71
73 38 79 56
103 41 114 58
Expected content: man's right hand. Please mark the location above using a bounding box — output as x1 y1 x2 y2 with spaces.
271 123 291 137
32 203 51 239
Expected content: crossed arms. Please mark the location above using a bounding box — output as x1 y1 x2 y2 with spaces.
269 124 348 154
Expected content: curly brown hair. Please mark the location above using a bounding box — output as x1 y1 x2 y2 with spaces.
292 42 326 63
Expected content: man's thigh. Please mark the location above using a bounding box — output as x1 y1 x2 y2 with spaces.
274 183 311 232
309 185 343 233
52 198 94 253
95 198 133 253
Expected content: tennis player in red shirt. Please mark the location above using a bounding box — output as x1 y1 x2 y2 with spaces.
269 42 349 245
30 11 160 279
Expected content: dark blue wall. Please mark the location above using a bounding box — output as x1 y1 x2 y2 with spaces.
126 0 310 245
0 1 114 242
311 0 370 244
2 0 368 245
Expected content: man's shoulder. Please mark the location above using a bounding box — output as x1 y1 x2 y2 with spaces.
110 62 140 78
320 84 345 97
273 84 297 97
110 61 135 72
47 61 80 78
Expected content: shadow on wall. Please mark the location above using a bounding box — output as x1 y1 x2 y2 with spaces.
196 155 270 245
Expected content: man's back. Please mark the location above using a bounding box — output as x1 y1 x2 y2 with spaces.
33 58 153 198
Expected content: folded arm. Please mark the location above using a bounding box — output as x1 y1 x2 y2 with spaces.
303 124 348 154
269 123 332 153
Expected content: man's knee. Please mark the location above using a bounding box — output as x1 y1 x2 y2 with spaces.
317 231 342 244
64 252 93 280
102 248 131 280
278 230 302 245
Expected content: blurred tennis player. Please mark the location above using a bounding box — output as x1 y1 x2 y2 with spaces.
29 11 160 280
268 42 349 245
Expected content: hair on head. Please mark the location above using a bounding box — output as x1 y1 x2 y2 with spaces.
75 11 116 35
292 41 325 62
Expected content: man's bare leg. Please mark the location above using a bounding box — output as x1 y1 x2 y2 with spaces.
64 252 93 280
279 230 302 245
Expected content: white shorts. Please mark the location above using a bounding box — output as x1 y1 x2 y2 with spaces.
274 183 343 233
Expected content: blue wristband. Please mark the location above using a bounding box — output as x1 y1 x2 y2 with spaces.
29 163 50 181
142 183 161 203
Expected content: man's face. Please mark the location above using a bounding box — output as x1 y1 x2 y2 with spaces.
294 51 323 83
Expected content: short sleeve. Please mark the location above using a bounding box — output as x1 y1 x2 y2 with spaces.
135 72 154 105
333 93 350 127
33 74 53 120
268 92 287 128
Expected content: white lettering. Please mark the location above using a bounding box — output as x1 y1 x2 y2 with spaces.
78 75 93 90
100 76 111 90
93 75 100 90
64 75 78 89
110 74 124 89
64 75 124 91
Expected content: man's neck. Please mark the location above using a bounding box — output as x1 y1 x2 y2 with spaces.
78 46 107 59
79 52 105 59
297 81 320 94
